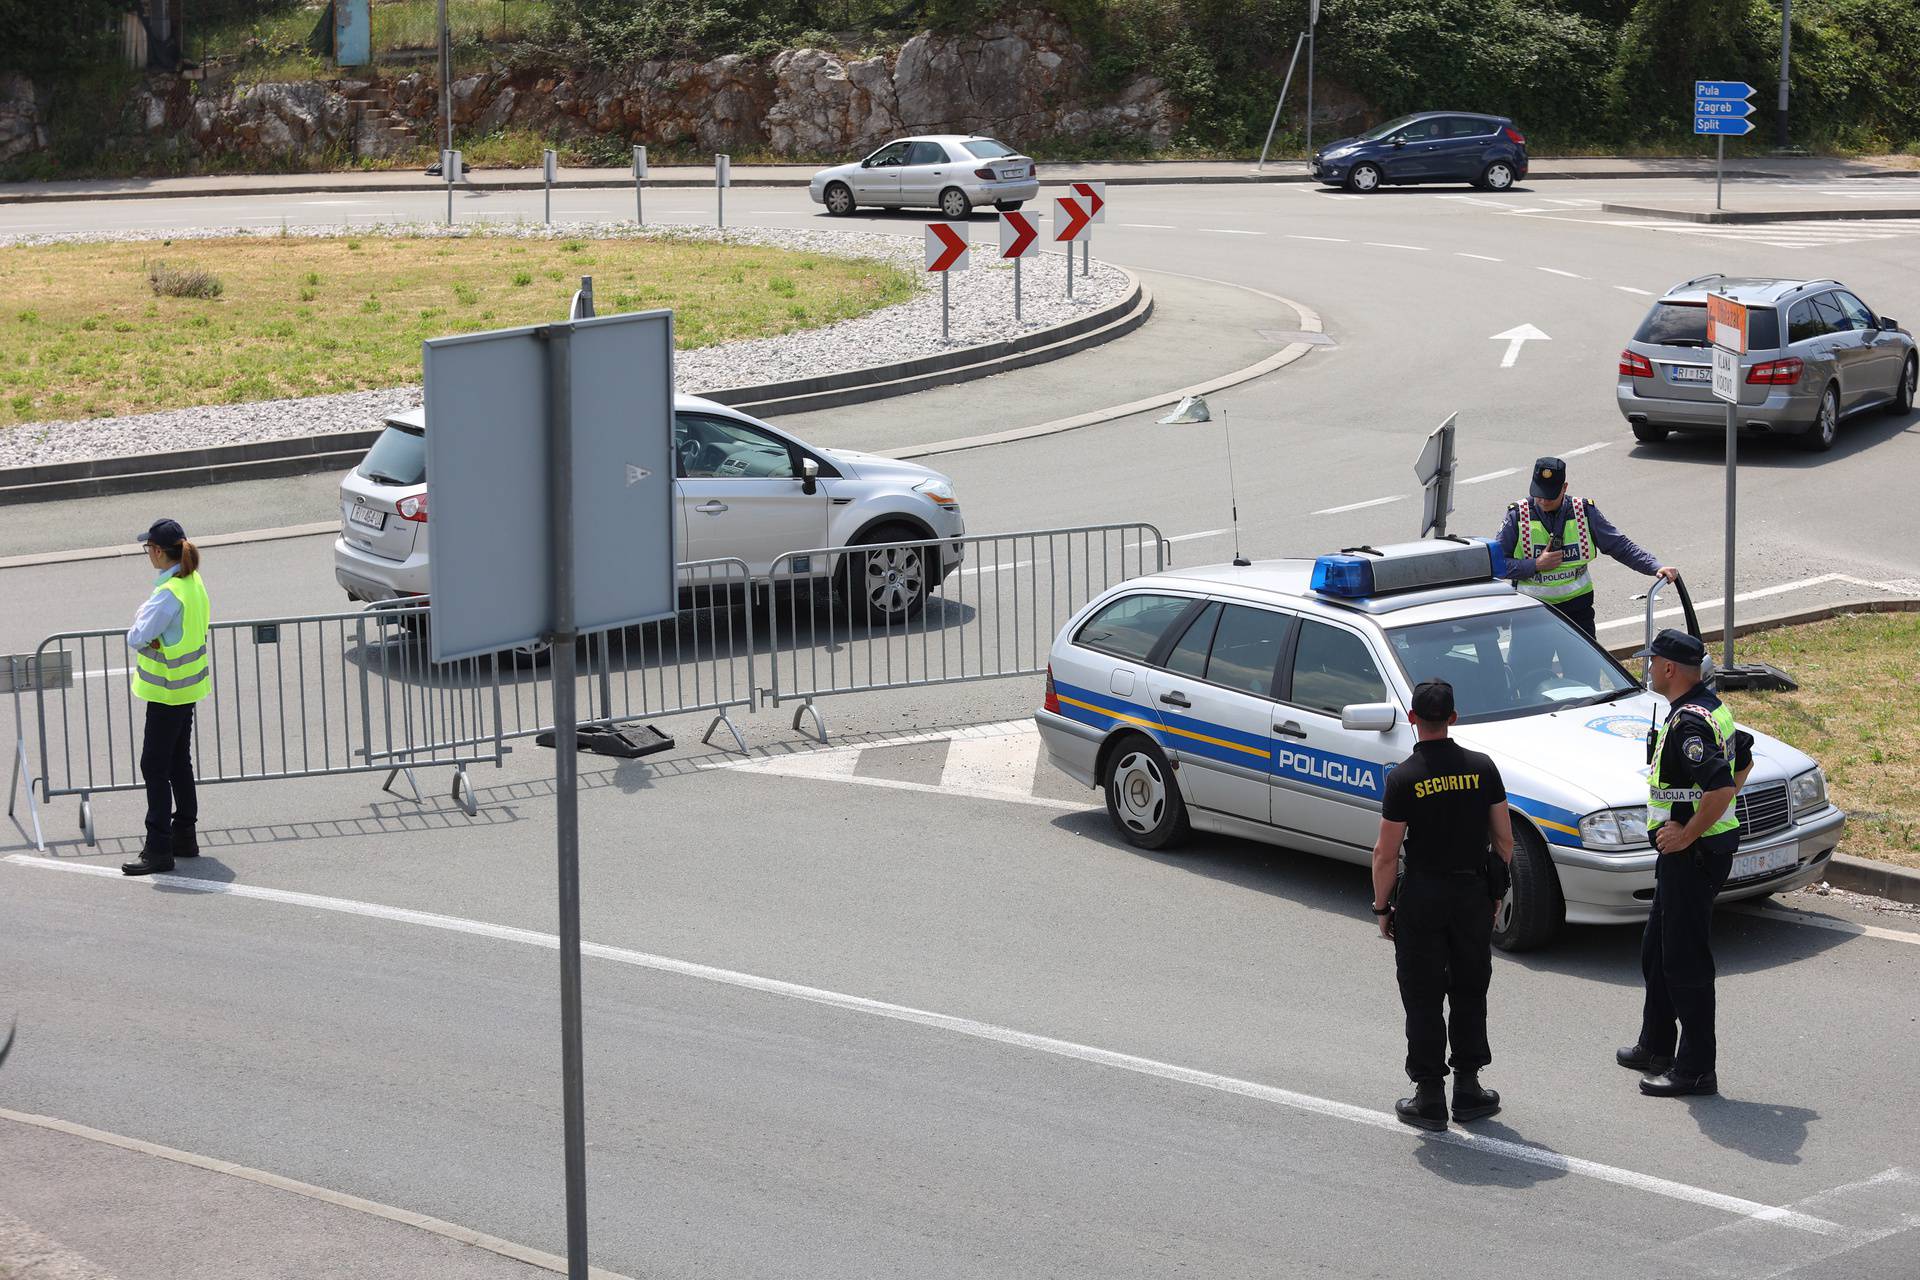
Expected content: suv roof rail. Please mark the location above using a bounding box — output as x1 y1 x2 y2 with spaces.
1780 278 1840 297
1674 272 1727 291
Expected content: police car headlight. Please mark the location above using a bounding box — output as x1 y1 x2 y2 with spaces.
1580 807 1651 851
1790 767 1828 816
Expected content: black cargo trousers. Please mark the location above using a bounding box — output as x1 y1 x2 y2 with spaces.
1393 869 1494 1084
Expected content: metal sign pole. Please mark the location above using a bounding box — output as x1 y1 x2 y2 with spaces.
941 270 950 343
437 0 451 158
1716 135 1724 211
1014 255 1021 325
1255 32 1308 172
1065 244 1073 300
633 146 647 225
1304 23 1316 159
544 149 555 226
540 320 592 1280
1081 235 1089 278
1724 396 1737 670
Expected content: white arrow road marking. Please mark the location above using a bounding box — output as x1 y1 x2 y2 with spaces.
1492 323 1551 368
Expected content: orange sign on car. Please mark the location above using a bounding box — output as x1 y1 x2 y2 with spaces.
1707 292 1748 353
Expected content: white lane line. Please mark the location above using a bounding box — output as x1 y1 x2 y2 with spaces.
1563 441 1613 457
1537 267 1585 279
1312 494 1406 516
1460 467 1519 486
1119 222 1177 229
1168 528 1231 543
0 1108 635 1280
1615 286 1654 296
1287 234 1349 243
1731 904 1920 948
1455 252 1502 262
0 852 1847 1234
1364 242 1427 251
1594 573 1915 632
1202 228 1263 236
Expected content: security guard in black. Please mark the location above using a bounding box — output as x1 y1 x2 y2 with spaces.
1373 679 1514 1132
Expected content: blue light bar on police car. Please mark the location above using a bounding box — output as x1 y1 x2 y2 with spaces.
1311 540 1495 598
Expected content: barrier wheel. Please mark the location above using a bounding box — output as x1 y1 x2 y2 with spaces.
80 797 96 847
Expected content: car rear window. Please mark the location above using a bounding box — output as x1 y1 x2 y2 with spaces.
1635 302 1779 350
1075 593 1196 663
962 139 1016 159
358 422 426 486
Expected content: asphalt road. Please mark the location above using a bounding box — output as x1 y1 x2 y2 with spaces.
4 174 1919 1278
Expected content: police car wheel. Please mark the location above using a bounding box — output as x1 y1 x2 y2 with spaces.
1103 735 1189 850
1492 821 1564 953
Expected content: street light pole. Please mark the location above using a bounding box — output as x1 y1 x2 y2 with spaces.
438 0 452 158
1776 0 1792 150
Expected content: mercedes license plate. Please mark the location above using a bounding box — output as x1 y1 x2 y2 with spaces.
349 504 387 531
1729 845 1796 882
1670 366 1712 383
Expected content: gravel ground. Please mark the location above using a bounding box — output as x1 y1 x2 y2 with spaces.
0 221 1130 471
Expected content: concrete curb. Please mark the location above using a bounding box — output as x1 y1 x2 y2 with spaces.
884 269 1321 460
1602 203 1920 224
1600 593 1920 658
0 266 1145 507
1824 853 1920 906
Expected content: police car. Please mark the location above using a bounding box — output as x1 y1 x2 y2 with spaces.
1035 539 1844 951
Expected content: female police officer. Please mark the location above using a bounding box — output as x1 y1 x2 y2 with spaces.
121 519 211 876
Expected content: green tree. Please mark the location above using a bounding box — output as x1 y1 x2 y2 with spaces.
1603 0 1778 141
0 0 125 73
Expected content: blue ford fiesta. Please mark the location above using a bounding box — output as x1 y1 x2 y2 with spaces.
1312 112 1529 193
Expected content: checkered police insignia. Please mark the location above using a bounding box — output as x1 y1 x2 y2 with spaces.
1684 737 1706 764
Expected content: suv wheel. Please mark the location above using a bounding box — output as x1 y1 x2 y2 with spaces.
1346 162 1382 193
1892 354 1916 415
1800 384 1840 452
1493 821 1564 953
1631 421 1670 444
1479 161 1516 191
1103 734 1190 850
842 522 933 625
939 186 971 220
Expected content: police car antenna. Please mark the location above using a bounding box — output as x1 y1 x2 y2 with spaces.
1221 407 1250 567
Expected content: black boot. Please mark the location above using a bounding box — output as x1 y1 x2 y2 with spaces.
1395 1080 1448 1132
121 851 175 876
171 826 199 859
1640 1068 1718 1097
1617 1044 1673 1074
1452 1072 1501 1123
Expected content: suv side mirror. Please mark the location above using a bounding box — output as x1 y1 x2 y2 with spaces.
1341 702 1399 733
800 457 820 495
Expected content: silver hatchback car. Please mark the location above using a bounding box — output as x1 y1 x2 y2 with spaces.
809 135 1038 220
1617 275 1917 452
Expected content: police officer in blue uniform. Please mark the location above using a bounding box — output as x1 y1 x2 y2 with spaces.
1493 457 1678 638
1617 630 1754 1097
1372 680 1515 1131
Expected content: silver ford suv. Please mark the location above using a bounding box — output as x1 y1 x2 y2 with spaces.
1616 275 1916 452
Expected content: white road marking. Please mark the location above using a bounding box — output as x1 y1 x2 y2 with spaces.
1537 267 1585 279
1119 222 1177 229
1562 441 1613 457
1615 285 1654 296
0 851 1851 1234
1364 242 1427 251
1312 494 1406 516
1455 252 1502 262
1732 905 1920 948
1491 323 1551 368
1596 572 1915 631
1167 528 1231 543
1287 234 1349 243
1461 467 1520 485
1202 228 1263 235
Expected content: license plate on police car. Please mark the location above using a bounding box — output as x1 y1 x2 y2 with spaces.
1670 366 1712 383
349 505 386 531
1729 845 1796 882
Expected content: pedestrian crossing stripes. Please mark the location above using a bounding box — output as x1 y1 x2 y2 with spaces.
1602 217 1920 250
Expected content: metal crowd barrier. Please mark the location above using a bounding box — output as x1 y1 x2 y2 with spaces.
762 523 1167 742
22 602 503 850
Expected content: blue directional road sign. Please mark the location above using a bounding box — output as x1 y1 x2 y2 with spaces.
1695 98 1756 118
1695 80 1755 100
1695 116 1756 136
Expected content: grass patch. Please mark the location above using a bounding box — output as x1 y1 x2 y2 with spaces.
1720 612 1920 869
0 233 914 423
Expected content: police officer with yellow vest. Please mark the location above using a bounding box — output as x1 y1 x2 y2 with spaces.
1618 629 1753 1098
1494 457 1678 638
121 519 211 877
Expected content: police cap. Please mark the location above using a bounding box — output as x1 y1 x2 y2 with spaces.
1529 457 1567 500
1634 628 1706 667
138 518 186 549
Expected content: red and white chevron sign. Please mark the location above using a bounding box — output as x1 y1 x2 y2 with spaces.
1071 181 1106 224
1053 195 1092 242
999 210 1040 258
925 222 971 272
